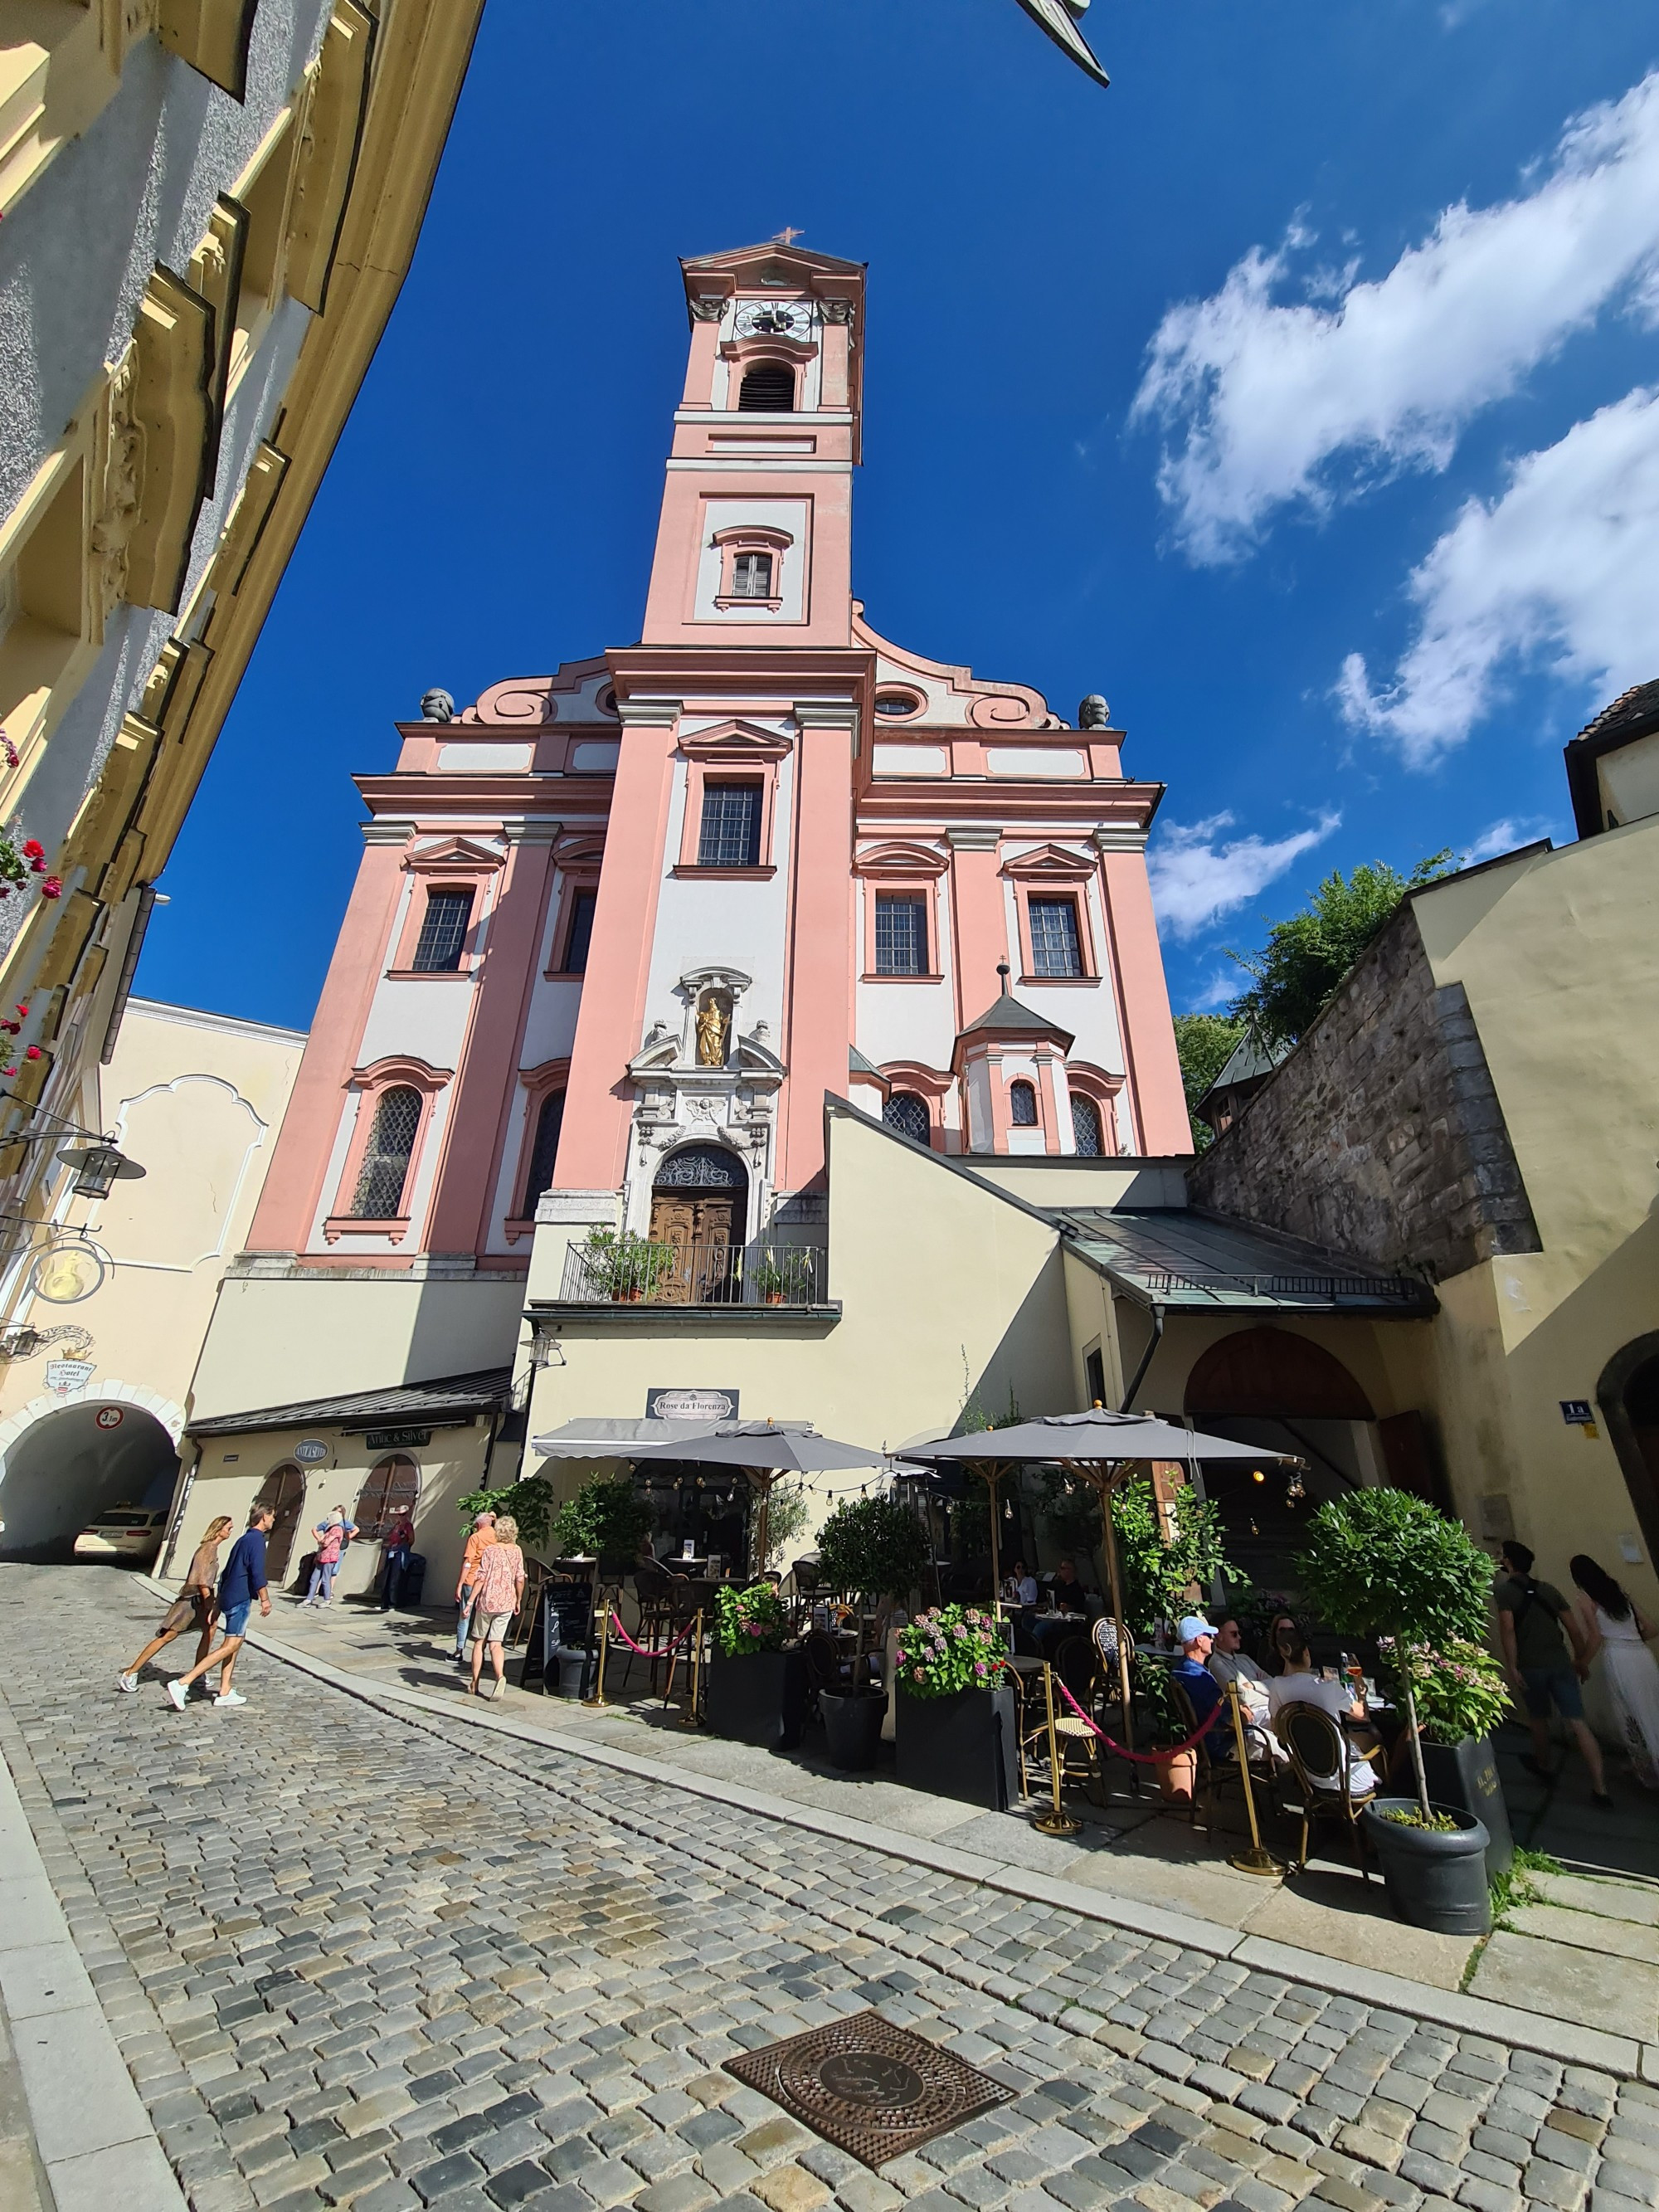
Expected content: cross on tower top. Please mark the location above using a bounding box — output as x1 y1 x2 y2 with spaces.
770 226 803 246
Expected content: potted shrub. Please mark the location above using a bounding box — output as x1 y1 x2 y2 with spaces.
894 1605 1018 1808
548 1475 652 1579
1298 1488 1496 1934
815 1494 932 1770
705 1581 806 1751
582 1228 674 1302
1377 1635 1514 1877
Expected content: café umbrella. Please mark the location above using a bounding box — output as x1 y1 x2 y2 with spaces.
625 1420 888 1574
900 1410 1302 1747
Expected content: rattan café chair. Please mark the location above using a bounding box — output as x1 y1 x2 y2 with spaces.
1277 1702 1379 1876
1014 1640 1104 1807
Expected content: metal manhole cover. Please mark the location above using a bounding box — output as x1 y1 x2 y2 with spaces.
726 2008 1013 2167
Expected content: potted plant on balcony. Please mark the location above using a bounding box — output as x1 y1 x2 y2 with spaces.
894 1605 1017 1808
1376 1634 1514 1877
582 1228 674 1303
815 1493 931 1770
1298 1488 1496 1934
706 1579 806 1751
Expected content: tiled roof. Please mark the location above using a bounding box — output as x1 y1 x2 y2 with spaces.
958 989 1073 1045
186 1367 513 1437
1575 680 1659 745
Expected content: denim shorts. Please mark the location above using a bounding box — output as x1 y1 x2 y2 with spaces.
1520 1664 1583 1720
221 1600 253 1639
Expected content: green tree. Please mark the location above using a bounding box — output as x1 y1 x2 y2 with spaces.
1229 853 1452 1046
1297 1487 1492 1819
1171 1012 1247 1150
1108 1478 1243 1634
816 1491 932 1600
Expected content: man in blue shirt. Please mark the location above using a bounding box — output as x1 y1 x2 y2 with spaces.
165 1504 274 1710
1171 1613 1224 1732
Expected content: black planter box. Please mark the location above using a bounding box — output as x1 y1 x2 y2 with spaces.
895 1683 1018 1810
705 1646 806 1752
1421 1735 1512 1878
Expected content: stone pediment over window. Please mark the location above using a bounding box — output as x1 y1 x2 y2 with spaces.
677 720 793 763
1000 843 1097 882
402 836 505 874
854 840 949 879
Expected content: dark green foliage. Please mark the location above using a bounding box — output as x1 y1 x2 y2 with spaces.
816 1491 932 1600
544 1474 652 1565
456 1474 555 1549
1229 853 1453 1046
1172 1012 1247 1150
1108 1478 1243 1635
1037 1467 1103 1557
1296 1487 1491 1648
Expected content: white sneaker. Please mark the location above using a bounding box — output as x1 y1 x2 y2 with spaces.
213 1689 247 1707
116 1673 138 1693
164 1679 187 1712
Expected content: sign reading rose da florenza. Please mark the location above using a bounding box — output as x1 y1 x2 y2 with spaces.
645 1389 738 1422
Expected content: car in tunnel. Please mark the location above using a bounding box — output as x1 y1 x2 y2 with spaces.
72 1507 168 1565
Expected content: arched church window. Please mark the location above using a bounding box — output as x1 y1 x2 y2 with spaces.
883 1092 931 1145
521 1090 565 1216
350 1086 421 1217
1071 1095 1103 1157
738 360 795 412
654 1143 747 1190
1009 1080 1039 1128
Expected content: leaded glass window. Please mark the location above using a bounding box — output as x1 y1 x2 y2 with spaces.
883 1092 930 1143
1072 1094 1103 1157
411 889 472 972
521 1090 565 1216
698 782 762 867
350 1086 421 1217
873 894 927 976
1009 1079 1039 1127
1029 897 1082 978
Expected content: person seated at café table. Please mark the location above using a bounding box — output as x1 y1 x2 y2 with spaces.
1001 1560 1039 1607
1171 1615 1224 1732
1207 1615 1272 1712
1263 1610 1302 1675
1267 1629 1379 1793
1052 1557 1091 1615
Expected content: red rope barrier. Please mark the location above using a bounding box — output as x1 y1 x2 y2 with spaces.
604 1610 698 1662
1053 1674 1225 1762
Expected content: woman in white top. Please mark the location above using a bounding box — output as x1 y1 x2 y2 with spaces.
1267 1634 1378 1795
1570 1553 1659 1789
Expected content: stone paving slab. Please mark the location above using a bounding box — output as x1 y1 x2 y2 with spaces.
7 1562 1658 2212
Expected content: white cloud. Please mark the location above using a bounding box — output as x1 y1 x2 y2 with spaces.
1336 386 1659 760
1458 816 1554 865
1131 72 1659 561
1149 810 1340 942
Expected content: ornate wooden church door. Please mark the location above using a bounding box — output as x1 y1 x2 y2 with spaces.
648 1145 747 1303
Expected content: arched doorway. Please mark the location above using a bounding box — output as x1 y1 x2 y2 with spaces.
648 1143 748 1303
0 1401 178 1560
1184 1326 1379 1600
255 1463 307 1586
1599 1335 1659 1566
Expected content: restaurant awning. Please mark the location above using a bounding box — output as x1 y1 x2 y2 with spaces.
1058 1207 1436 1314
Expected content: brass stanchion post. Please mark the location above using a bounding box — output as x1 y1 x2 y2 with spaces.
1224 1679 1284 1876
1031 1660 1082 1837
679 1606 707 1728
582 1586 612 1708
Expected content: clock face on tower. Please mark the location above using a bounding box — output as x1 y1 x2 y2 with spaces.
733 300 812 342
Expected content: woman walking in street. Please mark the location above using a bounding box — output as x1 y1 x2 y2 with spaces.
303 1507 358 1606
1570 1553 1659 1788
117 1515 233 1692
466 1514 525 1700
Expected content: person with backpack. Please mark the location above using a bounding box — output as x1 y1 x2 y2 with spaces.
1495 1539 1609 1805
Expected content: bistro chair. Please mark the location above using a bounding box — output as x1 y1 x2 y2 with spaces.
622 1557 675 1693
660 1577 719 1708
801 1627 855 1727
1277 1703 1378 1876
1014 1651 1104 1808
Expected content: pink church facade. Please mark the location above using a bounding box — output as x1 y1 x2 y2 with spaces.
246 241 1189 1284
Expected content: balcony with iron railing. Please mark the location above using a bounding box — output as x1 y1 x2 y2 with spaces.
557 1238 829 1310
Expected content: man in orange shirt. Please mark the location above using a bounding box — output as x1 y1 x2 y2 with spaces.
453 1510 497 1665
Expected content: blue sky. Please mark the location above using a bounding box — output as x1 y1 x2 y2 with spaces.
138 0 1659 1027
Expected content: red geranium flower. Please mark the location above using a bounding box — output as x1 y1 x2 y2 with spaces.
39 878 60 899
22 1045 40 1061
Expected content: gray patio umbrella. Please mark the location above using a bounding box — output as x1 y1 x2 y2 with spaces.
629 1420 888 1573
902 1411 1301 1743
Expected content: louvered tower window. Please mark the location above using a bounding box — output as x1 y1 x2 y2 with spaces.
732 552 774 598
738 361 795 411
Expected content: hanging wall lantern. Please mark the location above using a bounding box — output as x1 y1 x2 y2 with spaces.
57 1141 144 1200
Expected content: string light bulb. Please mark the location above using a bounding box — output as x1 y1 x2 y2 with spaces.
1250 1469 1265 1484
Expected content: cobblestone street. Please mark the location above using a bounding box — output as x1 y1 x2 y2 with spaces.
2 1566 1657 2212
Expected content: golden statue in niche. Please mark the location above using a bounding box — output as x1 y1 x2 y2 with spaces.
695 995 729 1067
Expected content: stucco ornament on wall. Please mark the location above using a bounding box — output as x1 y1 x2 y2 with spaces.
624 967 786 1235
